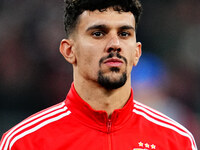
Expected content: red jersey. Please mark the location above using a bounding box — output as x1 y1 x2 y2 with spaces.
0 83 197 150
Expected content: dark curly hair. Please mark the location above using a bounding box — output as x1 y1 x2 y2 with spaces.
64 0 143 38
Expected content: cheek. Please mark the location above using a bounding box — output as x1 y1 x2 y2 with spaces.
127 55 134 73
125 45 135 64
130 52 136 66
76 39 104 66
76 45 101 71
125 46 136 73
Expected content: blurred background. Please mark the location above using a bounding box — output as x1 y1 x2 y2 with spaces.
0 0 199 148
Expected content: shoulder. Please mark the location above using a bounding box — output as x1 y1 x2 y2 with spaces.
0 101 71 150
133 100 198 150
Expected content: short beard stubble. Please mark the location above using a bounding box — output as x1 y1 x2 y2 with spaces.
97 53 127 90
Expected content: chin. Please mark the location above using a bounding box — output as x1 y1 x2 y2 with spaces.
97 71 127 90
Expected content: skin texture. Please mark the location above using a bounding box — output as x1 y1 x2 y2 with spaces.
60 8 142 116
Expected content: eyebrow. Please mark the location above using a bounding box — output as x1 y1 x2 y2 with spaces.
86 24 108 32
119 25 135 31
86 24 135 32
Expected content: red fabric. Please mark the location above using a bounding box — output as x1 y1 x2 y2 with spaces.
0 83 197 150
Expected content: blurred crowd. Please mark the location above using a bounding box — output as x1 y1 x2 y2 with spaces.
0 0 199 147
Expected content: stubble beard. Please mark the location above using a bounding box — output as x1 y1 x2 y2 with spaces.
97 52 128 90
97 67 127 90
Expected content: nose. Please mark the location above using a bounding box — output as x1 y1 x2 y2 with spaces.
105 34 121 53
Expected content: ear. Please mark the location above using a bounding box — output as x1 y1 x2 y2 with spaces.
133 42 142 66
59 39 76 64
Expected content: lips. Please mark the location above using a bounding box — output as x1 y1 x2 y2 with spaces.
103 58 123 67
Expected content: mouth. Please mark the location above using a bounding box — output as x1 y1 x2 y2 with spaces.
103 58 123 67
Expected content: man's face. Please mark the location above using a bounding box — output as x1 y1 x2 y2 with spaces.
70 8 141 89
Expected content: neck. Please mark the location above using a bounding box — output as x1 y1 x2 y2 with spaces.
74 77 132 117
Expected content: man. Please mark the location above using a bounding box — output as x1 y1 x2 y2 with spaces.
0 0 197 150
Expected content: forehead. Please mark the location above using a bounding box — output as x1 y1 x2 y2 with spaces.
77 8 136 30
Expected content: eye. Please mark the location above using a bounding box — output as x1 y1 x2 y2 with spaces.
91 31 105 37
119 31 131 37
